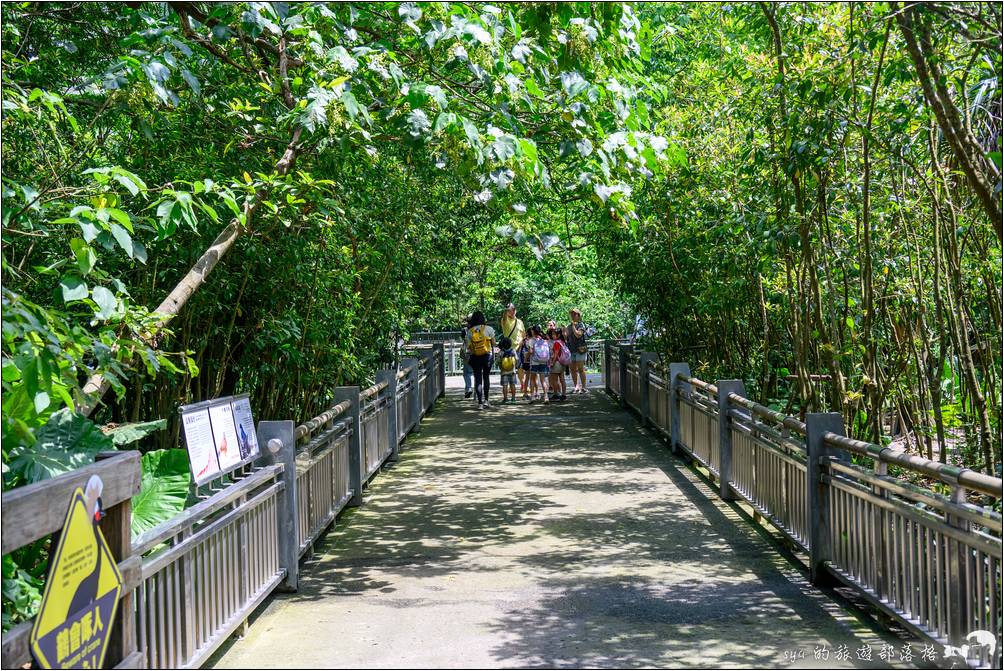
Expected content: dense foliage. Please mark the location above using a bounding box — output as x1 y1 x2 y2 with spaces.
1 0 1000 628
592 2 1002 474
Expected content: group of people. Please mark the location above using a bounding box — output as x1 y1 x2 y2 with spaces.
460 303 591 409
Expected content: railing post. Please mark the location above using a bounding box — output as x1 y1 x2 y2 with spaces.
420 348 436 412
947 485 971 647
376 369 400 463
618 344 633 408
805 412 847 585
402 357 420 435
434 343 446 398
638 352 658 426
333 386 364 507
257 421 298 591
716 380 746 501
668 363 691 455
604 340 613 394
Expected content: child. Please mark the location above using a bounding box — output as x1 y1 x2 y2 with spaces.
528 325 551 404
497 337 518 403
518 332 535 399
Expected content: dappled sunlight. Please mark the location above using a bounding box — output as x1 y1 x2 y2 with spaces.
212 380 916 669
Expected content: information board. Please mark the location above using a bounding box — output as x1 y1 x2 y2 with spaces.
230 396 260 460
182 408 221 484
180 395 261 485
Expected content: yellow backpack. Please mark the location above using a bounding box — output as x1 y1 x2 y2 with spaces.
469 326 491 356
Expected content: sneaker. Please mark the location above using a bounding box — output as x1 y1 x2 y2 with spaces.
465 391 473 398
484 400 491 408
560 394 567 401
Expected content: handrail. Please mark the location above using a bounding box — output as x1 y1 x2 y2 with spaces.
727 391 807 434
295 399 351 441
822 431 1003 498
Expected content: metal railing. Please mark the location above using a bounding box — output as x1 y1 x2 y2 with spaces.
122 345 445 669
604 342 1003 666
131 464 285 669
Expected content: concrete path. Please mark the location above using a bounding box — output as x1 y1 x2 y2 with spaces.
212 376 915 669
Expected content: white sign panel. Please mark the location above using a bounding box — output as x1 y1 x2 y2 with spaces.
230 397 260 460
182 408 221 484
208 402 242 470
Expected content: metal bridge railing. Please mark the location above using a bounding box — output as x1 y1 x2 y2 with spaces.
604 341 1003 667
122 344 446 669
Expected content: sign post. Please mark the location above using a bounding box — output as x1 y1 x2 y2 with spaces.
30 476 123 670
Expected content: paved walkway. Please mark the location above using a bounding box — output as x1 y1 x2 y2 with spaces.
212 377 914 669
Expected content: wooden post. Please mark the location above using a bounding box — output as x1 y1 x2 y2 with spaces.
257 420 298 591
93 452 140 669
638 352 658 426
716 380 746 502
805 412 847 585
377 369 400 462
402 358 420 435
333 386 364 507
668 363 691 455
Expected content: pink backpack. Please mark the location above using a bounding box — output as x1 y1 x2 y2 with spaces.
557 341 572 366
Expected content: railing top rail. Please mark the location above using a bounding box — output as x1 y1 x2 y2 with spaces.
822 431 1003 498
727 391 808 434
1 451 141 555
360 380 389 400
682 375 717 395
296 399 352 442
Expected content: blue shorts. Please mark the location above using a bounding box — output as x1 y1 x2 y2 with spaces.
530 364 550 374
571 353 588 363
500 373 516 386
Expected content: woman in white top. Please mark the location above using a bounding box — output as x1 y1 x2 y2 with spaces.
465 310 496 409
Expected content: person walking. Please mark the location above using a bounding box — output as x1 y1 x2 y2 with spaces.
567 309 589 393
466 311 496 409
500 303 526 394
459 317 474 398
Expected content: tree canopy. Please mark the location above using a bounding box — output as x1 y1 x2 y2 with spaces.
2 1 1000 486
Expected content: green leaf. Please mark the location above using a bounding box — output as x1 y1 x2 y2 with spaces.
9 409 113 483
69 238 97 275
59 275 88 302
110 223 134 258
131 449 191 536
104 418 167 446
91 286 117 320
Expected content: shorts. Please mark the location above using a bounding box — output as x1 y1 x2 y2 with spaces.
571 353 588 363
551 363 566 375
530 363 550 374
500 373 516 386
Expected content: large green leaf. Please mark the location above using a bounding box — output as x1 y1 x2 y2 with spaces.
8 409 112 484
131 449 191 536
103 418 167 447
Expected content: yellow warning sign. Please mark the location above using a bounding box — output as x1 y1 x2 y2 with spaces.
30 475 123 669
